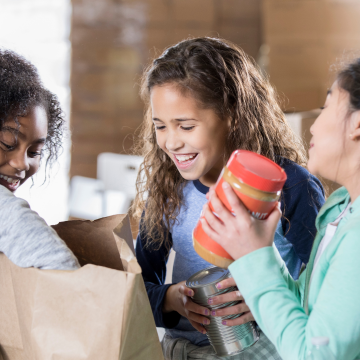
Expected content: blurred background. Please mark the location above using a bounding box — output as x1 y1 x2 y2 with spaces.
1 0 359 225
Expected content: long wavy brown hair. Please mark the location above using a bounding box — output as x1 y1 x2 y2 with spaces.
132 37 307 250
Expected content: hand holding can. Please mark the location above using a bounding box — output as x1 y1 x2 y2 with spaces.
193 150 287 268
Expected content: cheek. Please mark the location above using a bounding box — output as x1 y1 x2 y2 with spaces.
308 135 342 178
26 160 41 178
0 150 7 166
194 128 222 152
155 132 166 151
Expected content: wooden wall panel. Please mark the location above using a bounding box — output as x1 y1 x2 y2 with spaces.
70 0 261 178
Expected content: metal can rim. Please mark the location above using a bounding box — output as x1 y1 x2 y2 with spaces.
185 265 231 289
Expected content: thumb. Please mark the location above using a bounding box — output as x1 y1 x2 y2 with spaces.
267 202 282 233
205 186 215 200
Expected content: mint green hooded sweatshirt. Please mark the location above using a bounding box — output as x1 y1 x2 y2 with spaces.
229 187 360 360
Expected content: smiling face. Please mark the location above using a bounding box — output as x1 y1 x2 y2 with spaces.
0 106 48 192
150 84 230 187
308 81 360 186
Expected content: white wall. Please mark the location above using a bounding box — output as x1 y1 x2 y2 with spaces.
0 0 71 225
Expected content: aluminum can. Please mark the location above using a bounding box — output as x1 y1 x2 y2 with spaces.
186 266 259 358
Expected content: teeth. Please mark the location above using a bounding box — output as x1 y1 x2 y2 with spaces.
0 174 19 184
175 154 196 162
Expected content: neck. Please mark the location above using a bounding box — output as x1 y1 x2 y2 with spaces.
345 183 360 204
342 170 360 203
199 165 223 187
199 155 226 187
198 175 218 187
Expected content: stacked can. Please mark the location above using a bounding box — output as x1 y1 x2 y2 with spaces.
186 266 259 358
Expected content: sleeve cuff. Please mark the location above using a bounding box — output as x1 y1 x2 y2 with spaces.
228 246 285 300
153 283 181 329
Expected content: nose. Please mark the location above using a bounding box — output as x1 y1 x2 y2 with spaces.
309 112 321 136
7 149 30 172
310 119 317 136
165 129 184 152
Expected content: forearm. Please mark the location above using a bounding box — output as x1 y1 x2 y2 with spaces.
145 281 181 328
229 247 308 359
229 244 360 360
163 283 178 313
272 243 303 300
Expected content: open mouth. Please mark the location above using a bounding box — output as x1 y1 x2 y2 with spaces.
0 174 21 191
173 153 199 169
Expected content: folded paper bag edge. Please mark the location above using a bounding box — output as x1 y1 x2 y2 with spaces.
52 214 129 271
113 217 140 274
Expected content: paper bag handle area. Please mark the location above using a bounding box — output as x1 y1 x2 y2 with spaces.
52 214 136 272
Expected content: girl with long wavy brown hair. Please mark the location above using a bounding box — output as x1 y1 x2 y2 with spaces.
133 37 325 360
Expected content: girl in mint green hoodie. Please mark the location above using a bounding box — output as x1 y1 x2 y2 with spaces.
201 58 360 360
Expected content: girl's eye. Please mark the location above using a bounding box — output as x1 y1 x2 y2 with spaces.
28 150 42 158
181 126 195 131
155 126 166 130
0 141 15 151
29 152 41 158
320 106 325 110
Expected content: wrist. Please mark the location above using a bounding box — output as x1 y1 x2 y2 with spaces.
163 284 177 313
232 243 270 260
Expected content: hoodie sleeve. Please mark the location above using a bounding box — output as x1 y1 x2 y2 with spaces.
135 218 181 329
280 159 325 264
0 186 80 270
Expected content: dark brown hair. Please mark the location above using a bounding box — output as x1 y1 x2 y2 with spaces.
133 37 307 249
337 57 360 112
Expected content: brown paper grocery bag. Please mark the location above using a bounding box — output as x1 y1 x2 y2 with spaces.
0 214 164 360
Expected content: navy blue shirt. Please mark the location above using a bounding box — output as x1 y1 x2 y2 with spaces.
136 158 325 344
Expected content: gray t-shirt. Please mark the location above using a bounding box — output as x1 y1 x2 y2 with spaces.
0 185 80 270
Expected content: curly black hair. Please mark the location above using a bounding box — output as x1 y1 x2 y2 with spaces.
0 49 65 180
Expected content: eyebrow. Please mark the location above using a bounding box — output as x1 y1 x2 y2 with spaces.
1 125 19 135
152 117 198 122
1 126 46 144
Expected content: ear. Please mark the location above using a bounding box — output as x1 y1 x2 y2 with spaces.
226 116 232 129
350 110 360 141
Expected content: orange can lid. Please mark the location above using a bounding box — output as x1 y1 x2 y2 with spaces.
227 150 287 192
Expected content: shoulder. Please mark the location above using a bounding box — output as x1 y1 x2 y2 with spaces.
333 213 360 262
325 186 349 205
316 187 350 228
277 157 324 195
0 185 29 209
0 185 15 199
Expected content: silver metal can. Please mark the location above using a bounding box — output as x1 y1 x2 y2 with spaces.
186 266 259 358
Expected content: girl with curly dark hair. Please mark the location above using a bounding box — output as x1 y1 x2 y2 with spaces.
0 49 79 270
133 38 325 359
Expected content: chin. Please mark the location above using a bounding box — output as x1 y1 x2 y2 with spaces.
178 171 199 181
307 154 322 176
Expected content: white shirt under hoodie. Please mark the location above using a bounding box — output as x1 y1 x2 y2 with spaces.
0 185 80 270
